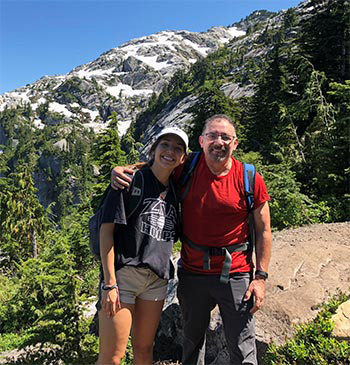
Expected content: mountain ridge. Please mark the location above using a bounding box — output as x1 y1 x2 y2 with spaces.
0 24 247 135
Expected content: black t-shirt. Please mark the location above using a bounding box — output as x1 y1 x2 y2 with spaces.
100 167 179 280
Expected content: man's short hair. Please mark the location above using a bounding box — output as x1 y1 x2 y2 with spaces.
202 114 237 134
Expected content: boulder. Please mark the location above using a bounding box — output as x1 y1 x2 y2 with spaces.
332 300 350 340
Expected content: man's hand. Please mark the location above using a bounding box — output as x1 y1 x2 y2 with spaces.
111 166 134 190
243 278 265 315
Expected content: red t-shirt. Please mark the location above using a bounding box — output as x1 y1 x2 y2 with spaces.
177 154 270 274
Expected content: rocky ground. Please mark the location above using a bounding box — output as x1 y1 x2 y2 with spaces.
1 222 349 364
256 221 350 346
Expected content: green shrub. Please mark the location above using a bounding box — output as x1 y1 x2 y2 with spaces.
234 153 325 230
0 232 100 364
0 332 33 352
264 292 350 365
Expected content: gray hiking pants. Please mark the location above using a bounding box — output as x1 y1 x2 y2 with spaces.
177 269 257 365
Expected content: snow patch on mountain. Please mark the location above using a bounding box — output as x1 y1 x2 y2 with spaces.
226 27 246 39
31 97 47 111
118 119 133 136
49 102 72 118
33 119 45 129
106 84 153 98
81 108 99 121
76 67 115 79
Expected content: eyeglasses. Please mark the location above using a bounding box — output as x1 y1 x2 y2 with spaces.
204 132 236 143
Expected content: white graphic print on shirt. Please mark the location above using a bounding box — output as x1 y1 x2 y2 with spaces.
140 198 176 242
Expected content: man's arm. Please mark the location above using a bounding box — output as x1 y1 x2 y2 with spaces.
111 158 187 190
254 201 272 274
111 163 145 190
244 201 272 314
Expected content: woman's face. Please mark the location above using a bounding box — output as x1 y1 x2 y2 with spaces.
153 134 186 170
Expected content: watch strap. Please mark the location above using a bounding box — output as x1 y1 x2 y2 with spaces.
102 283 118 291
255 270 268 280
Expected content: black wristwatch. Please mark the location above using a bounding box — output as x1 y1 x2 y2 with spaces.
255 270 268 280
102 283 118 291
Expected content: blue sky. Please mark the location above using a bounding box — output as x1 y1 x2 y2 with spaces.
0 0 302 94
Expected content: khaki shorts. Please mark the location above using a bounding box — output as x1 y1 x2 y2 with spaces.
97 266 168 308
118 266 168 304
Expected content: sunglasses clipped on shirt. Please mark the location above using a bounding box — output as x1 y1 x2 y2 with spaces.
204 132 236 143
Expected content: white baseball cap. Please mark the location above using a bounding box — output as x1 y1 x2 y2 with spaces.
155 127 189 150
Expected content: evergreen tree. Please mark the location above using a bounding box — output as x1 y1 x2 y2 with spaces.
299 0 350 82
189 85 241 151
190 58 210 87
245 41 294 160
121 130 143 164
59 204 98 281
322 80 350 220
262 161 330 229
0 233 97 364
0 165 51 263
94 112 126 183
0 118 52 263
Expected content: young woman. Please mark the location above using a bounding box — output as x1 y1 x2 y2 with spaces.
96 127 188 365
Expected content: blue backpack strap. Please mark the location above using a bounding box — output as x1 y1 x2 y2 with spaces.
243 163 256 249
178 151 201 202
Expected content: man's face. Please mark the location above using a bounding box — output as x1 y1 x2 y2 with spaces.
199 118 238 163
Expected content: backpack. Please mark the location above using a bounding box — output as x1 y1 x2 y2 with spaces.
177 152 256 283
88 170 145 259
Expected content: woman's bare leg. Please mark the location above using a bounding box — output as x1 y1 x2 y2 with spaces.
97 302 134 365
131 298 164 365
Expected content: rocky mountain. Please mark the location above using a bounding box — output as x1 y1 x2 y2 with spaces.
1 2 310 137
0 9 273 210
1 2 316 148
0 26 245 137
2 0 347 222
135 3 312 156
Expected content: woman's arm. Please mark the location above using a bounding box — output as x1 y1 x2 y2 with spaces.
100 223 120 317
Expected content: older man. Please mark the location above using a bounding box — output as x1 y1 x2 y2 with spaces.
112 114 272 365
